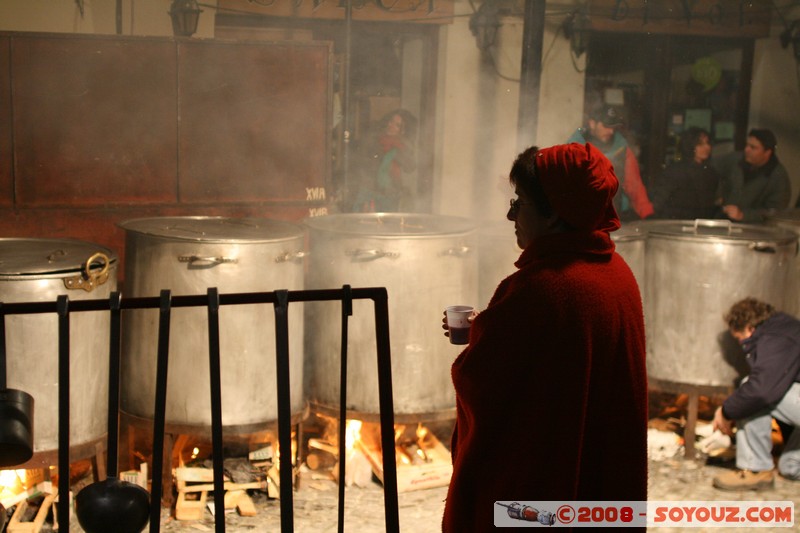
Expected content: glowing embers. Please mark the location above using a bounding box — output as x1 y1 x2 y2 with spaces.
0 468 58 532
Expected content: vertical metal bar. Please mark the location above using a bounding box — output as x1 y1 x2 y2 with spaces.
150 290 172 533
0 303 6 389
56 295 70 532
373 289 399 533
685 389 700 460
337 285 353 533
207 288 226 533
116 0 123 34
106 291 122 478
273 290 294 533
341 0 353 207
516 0 546 152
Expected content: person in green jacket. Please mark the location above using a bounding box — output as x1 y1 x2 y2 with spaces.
714 129 791 223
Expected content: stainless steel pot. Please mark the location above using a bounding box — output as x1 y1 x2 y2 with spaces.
764 209 800 317
644 219 797 387
304 213 478 417
119 217 305 428
613 221 647 292
478 220 520 310
0 238 117 453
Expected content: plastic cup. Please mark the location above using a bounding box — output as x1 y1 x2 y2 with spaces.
445 305 474 345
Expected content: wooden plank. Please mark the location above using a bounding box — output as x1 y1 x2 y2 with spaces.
176 489 207 521
175 467 219 484
357 432 452 493
7 490 56 533
218 0 454 24
236 493 257 517
178 480 264 494
224 489 244 510
586 0 771 38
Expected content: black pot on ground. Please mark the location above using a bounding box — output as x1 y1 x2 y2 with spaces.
75 477 150 533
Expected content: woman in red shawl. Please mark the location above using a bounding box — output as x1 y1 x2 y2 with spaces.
442 143 648 531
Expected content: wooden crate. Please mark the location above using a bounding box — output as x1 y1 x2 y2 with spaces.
7 489 57 533
357 432 453 493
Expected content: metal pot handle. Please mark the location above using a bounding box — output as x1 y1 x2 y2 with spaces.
749 242 778 254
178 255 238 266
688 219 742 235
346 249 400 261
275 251 307 263
64 252 111 292
441 246 471 257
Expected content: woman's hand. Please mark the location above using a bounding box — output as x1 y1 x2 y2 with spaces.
442 309 477 339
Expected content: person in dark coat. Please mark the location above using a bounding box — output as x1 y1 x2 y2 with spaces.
651 127 723 219
712 297 800 491
713 128 791 222
442 143 648 532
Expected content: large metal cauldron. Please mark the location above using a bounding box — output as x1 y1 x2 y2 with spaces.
477 220 519 310
120 217 305 428
765 209 800 317
645 219 797 387
612 222 646 292
304 213 478 418
0 238 117 453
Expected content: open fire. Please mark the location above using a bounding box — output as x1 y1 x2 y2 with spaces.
308 415 453 493
0 468 58 531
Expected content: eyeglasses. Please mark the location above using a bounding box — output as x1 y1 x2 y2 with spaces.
509 198 535 214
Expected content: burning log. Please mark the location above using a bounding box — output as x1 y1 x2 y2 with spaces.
306 451 336 471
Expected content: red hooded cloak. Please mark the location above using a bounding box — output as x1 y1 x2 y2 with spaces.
442 143 648 531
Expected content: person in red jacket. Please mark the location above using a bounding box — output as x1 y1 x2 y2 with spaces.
442 143 648 532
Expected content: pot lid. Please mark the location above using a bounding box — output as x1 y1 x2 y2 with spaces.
612 221 647 242
644 219 798 244
764 208 800 226
0 238 117 276
303 213 477 237
119 217 303 243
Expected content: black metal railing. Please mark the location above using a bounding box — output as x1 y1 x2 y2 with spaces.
0 286 400 533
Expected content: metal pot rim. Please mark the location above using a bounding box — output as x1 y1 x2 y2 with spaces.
303 212 477 237
119 216 304 243
642 219 798 244
0 238 118 277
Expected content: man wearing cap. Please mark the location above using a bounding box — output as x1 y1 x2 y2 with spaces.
713 128 791 222
443 143 648 532
567 105 654 220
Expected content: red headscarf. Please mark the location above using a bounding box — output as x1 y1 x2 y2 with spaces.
534 142 621 232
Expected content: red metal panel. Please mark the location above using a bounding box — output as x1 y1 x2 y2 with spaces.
11 34 178 207
177 40 331 204
0 36 11 207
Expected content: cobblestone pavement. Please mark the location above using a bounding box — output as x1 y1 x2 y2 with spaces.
61 453 800 532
